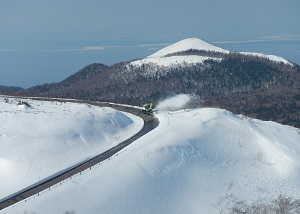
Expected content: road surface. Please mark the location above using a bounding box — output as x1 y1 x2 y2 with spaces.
0 101 159 210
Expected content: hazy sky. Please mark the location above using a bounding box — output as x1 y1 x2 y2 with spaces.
1 0 299 88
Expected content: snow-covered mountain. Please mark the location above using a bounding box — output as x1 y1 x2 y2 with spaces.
130 38 293 67
21 37 300 129
2 95 300 214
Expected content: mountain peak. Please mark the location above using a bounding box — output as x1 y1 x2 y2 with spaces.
141 37 293 66
148 38 229 58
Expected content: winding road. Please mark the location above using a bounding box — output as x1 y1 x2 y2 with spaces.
0 101 159 210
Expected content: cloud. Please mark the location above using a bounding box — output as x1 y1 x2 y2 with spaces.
258 34 300 41
137 43 171 48
149 47 161 51
0 49 24 52
40 46 106 52
81 46 106 51
0 43 170 53
213 39 268 44
213 34 300 45
119 34 187 38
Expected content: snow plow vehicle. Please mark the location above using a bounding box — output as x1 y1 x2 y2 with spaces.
141 103 156 115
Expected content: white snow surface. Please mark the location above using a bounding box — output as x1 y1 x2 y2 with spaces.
130 38 226 68
0 96 143 200
130 55 222 67
148 38 230 58
129 38 293 68
4 107 300 214
239 51 293 66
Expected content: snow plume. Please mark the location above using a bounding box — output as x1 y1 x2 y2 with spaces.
157 94 191 111
157 94 204 111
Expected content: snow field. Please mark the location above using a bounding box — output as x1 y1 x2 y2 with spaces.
4 107 300 214
0 96 143 200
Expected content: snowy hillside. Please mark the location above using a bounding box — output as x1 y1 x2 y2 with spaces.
240 51 293 65
130 55 222 67
4 105 300 213
0 96 143 200
130 38 293 67
148 38 229 57
130 38 226 67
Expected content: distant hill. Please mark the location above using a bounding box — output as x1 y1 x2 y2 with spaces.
21 38 300 128
22 63 108 97
0 85 24 94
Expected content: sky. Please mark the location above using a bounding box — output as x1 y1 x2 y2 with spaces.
0 0 299 88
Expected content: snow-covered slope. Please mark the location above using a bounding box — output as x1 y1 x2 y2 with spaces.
0 96 143 199
4 107 300 214
129 38 293 67
240 51 293 65
148 38 229 58
130 38 226 67
130 55 222 67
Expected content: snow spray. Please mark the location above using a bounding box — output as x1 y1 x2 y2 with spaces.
156 94 203 111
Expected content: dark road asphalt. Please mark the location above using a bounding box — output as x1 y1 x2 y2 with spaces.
0 100 159 210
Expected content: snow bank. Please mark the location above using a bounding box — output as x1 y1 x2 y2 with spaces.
4 108 300 214
0 96 143 199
